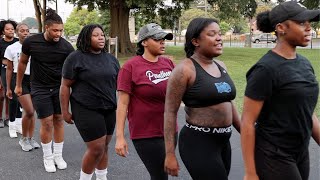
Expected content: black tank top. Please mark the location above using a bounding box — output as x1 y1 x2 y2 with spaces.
182 58 236 108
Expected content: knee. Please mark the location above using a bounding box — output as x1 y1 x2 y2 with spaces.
88 144 105 159
41 120 53 131
24 111 34 119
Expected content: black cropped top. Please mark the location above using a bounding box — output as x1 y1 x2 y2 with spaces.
182 58 236 108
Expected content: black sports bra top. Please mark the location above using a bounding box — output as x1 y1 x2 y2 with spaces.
182 58 236 108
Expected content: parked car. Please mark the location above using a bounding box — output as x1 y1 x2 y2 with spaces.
252 33 277 43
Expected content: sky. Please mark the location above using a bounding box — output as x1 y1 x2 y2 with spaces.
0 0 75 22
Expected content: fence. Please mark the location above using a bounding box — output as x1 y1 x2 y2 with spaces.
169 34 320 49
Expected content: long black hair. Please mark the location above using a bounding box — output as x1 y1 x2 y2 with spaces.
184 18 219 58
45 8 63 26
76 24 107 53
0 19 17 35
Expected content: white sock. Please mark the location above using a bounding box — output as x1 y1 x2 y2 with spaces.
79 169 93 180
41 141 53 159
95 168 108 180
53 141 64 157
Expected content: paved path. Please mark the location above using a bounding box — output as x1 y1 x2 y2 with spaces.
0 107 319 180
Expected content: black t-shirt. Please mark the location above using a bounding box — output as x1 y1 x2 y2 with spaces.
245 50 319 152
0 37 19 67
22 33 74 88
62 50 120 110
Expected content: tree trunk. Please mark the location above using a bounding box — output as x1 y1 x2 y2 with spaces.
33 0 46 33
110 0 135 56
33 0 42 32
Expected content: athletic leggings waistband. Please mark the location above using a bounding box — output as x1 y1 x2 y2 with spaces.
185 122 232 134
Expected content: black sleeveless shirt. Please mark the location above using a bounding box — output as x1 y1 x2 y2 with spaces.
182 58 236 108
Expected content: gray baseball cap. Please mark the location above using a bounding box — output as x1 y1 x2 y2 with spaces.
137 23 173 42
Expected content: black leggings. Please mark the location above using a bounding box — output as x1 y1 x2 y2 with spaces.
255 135 310 180
132 136 177 180
179 125 232 180
9 73 22 122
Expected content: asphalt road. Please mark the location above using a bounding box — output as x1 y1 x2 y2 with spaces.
0 107 319 180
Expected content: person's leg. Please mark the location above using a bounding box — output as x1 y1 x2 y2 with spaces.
40 115 56 173
255 136 303 180
70 99 109 180
8 76 18 138
178 126 229 180
133 137 168 180
297 148 310 180
82 136 107 174
1 67 9 126
95 135 112 180
0 87 5 128
52 113 67 170
18 94 39 149
31 87 56 172
95 110 116 180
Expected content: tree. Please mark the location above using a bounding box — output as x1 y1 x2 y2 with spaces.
66 0 193 55
22 17 38 29
179 8 216 31
33 0 58 32
64 8 101 36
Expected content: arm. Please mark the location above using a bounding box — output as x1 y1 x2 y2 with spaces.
14 52 29 96
6 60 13 99
164 63 189 176
231 101 241 133
311 113 320 146
115 91 130 157
241 96 264 180
59 78 75 124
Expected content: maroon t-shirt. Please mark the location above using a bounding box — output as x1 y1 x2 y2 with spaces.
117 55 175 139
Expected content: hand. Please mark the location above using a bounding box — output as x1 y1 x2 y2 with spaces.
244 173 259 180
164 153 180 176
63 112 74 124
115 136 128 157
6 89 13 99
14 86 22 97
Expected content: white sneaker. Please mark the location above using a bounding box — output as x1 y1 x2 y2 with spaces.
29 137 40 149
54 155 67 170
19 137 33 152
8 121 17 138
44 156 56 173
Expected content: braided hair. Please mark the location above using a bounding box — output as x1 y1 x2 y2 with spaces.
0 19 18 35
76 24 107 53
184 18 219 58
45 8 63 26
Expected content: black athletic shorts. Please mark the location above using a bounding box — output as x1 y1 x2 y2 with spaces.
31 86 61 119
70 99 116 142
255 134 310 180
11 74 30 96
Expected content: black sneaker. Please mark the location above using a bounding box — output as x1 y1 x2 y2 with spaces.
0 119 4 128
4 119 9 127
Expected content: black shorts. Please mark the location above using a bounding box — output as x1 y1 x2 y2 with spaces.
71 99 116 142
31 86 61 119
255 134 310 180
11 74 30 96
21 75 31 95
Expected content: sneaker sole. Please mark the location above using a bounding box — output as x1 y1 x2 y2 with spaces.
55 163 67 170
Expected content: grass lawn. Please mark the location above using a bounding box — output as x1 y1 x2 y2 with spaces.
119 47 320 116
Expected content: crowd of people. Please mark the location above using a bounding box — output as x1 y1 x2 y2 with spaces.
0 1 319 180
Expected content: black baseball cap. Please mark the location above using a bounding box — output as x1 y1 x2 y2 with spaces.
269 1 320 26
137 23 173 43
